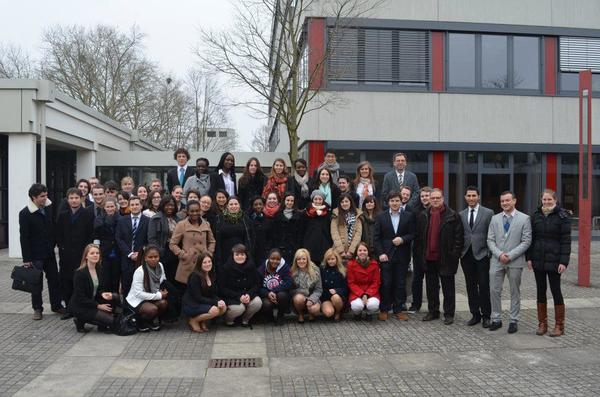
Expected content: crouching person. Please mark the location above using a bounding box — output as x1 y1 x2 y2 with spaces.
347 242 381 321
291 248 323 323
69 244 120 333
182 254 226 333
259 249 293 325
125 245 169 332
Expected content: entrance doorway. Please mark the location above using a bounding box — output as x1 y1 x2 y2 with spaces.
481 174 510 212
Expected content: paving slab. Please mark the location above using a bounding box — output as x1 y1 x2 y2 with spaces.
202 367 270 397
328 354 390 375
42 356 115 375
210 342 267 359
14 374 100 397
213 327 266 344
105 358 150 378
0 302 29 314
64 333 131 357
141 359 208 378
269 356 333 377
386 352 451 371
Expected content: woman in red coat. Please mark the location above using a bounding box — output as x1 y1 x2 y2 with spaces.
346 242 381 321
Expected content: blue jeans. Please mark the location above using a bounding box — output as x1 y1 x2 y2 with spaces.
31 257 62 312
379 261 408 313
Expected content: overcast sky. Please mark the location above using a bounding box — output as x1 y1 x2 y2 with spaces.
0 0 263 149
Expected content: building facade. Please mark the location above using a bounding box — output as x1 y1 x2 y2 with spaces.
270 0 600 224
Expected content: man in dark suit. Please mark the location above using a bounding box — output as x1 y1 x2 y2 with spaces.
85 184 106 221
167 148 195 193
460 186 494 328
373 191 416 321
115 195 149 297
56 188 94 318
19 183 64 320
381 152 420 209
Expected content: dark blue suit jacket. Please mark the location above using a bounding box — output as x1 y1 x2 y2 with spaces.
115 213 149 260
373 208 415 264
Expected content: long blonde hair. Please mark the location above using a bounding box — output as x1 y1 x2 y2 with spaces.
291 248 318 280
78 244 102 270
321 248 346 277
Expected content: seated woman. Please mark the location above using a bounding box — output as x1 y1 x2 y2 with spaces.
320 248 348 321
125 245 169 332
259 248 292 325
182 254 226 333
347 242 381 321
291 248 323 323
69 244 119 333
219 244 262 327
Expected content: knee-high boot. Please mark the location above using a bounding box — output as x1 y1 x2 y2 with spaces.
536 303 547 336
549 304 565 337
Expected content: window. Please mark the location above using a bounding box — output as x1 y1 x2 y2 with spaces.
218 130 227 138
559 36 600 93
207 131 216 138
328 28 430 87
448 33 541 91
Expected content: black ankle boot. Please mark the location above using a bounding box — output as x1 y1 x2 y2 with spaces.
73 318 88 333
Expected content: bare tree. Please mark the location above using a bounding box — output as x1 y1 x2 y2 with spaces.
0 44 36 78
251 125 272 152
198 0 384 164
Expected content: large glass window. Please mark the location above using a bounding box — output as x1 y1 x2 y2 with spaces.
448 33 476 87
482 35 508 88
514 153 542 215
448 151 478 211
513 36 540 89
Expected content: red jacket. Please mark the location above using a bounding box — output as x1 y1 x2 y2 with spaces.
347 259 381 301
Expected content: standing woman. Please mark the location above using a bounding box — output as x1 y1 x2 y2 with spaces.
93 197 121 292
273 192 304 264
136 185 149 205
360 195 380 255
210 152 236 198
120 176 135 194
143 190 162 218
309 168 340 209
171 185 185 213
214 190 229 214
117 191 131 216
331 193 363 261
262 158 290 202
347 242 381 321
291 248 322 323
177 190 200 219
527 189 571 337
247 196 274 268
200 195 218 237
148 195 181 284
320 249 347 321
184 157 211 199
182 254 227 333
290 159 310 210
169 200 216 289
238 157 267 211
302 190 332 265
214 196 252 268
125 245 169 332
219 244 262 327
77 179 93 207
354 161 377 208
69 244 120 333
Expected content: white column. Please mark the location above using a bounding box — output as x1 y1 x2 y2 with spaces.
76 149 96 181
8 134 37 258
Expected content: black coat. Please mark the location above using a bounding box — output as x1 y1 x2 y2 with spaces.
415 206 464 276
273 209 304 264
373 209 416 264
302 209 332 264
526 206 571 273
182 271 220 308
214 214 253 265
209 170 237 198
68 266 110 321
288 176 310 210
238 174 267 211
320 266 348 301
248 213 275 267
56 207 94 274
147 211 181 258
19 202 55 262
167 166 195 193
359 213 376 255
218 258 261 305
93 212 121 260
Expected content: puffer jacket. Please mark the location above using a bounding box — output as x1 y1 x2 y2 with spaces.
526 206 571 273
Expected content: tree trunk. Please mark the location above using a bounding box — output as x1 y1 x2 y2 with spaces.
288 127 299 170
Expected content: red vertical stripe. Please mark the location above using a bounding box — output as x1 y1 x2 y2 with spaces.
432 151 445 190
578 70 593 287
308 141 325 175
431 32 444 92
308 18 326 90
544 36 557 95
546 153 557 191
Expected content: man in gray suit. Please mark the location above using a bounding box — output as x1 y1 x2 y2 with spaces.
381 152 420 209
487 191 532 334
460 186 494 328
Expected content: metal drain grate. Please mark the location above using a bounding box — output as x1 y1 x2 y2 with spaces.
208 358 263 368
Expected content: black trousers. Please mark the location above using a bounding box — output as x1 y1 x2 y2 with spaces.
425 261 455 317
31 257 62 312
460 248 491 319
534 269 563 305
379 261 408 313
261 291 291 318
411 257 425 309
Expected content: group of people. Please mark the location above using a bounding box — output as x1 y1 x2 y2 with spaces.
19 149 570 337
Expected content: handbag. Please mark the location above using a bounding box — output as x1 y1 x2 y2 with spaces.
11 265 43 294
116 312 137 336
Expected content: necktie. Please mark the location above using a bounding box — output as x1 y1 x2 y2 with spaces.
96 207 102 217
469 209 474 229
503 215 511 234
398 172 404 186
179 167 185 186
132 216 139 251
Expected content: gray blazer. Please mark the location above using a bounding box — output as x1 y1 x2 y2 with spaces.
460 205 494 260
487 210 532 269
381 169 420 209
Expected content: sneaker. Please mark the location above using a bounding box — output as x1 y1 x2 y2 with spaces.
407 306 419 314
137 321 151 332
149 320 161 331
32 310 43 321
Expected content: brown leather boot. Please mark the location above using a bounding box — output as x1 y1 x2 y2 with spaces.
378 311 388 321
536 303 547 336
549 304 565 337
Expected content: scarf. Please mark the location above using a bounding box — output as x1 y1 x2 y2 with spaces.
249 211 263 221
194 173 210 193
294 173 310 197
345 212 357 242
264 203 280 218
265 175 288 200
356 257 370 268
319 161 340 183
359 177 372 198
542 205 556 216
283 208 294 220
306 204 327 217
223 209 243 224
144 263 163 293
319 183 332 206
426 205 445 262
